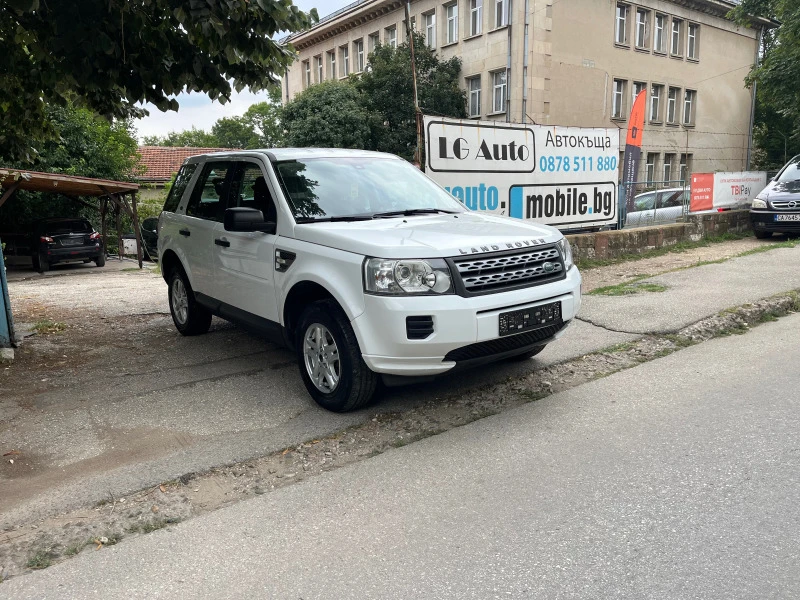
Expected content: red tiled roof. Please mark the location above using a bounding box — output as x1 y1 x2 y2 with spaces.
137 146 234 182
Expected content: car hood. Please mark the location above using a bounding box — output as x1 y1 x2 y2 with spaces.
291 212 563 258
761 179 800 200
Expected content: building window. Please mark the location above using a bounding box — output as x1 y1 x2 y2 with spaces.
446 3 458 44
650 84 663 122
683 89 696 125
679 154 692 184
654 13 666 53
687 23 699 59
635 8 649 49
303 60 310 88
470 0 483 35
667 87 680 124
492 70 507 113
327 51 336 80
632 81 646 107
468 76 482 116
671 18 683 56
340 45 349 77
663 153 675 182
612 79 627 119
354 39 365 72
615 3 629 45
315 56 323 82
424 12 436 48
368 32 380 53
495 0 507 28
386 25 397 48
646 152 657 184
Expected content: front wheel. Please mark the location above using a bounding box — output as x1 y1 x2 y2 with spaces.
168 267 212 336
296 300 378 412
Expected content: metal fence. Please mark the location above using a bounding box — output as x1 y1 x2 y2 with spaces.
619 179 690 229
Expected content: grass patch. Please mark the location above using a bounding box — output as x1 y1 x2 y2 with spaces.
62 541 86 557
663 334 696 348
121 267 141 272
595 341 637 354
32 319 66 334
590 280 668 296
26 550 52 570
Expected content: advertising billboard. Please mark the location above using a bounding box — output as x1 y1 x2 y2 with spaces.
424 116 620 230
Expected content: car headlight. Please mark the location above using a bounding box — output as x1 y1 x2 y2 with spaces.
751 198 768 209
364 258 453 295
556 238 573 270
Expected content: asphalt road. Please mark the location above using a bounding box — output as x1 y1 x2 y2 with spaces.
5 312 799 599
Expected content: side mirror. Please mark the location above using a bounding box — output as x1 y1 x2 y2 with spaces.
224 207 276 234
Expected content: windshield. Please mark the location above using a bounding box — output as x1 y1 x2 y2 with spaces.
777 156 800 183
273 157 465 221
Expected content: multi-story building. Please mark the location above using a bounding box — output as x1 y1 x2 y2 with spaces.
283 0 772 183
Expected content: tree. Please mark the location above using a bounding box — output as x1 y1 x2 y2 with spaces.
729 1 800 169
141 128 220 148
356 32 467 160
282 81 374 149
1 0 317 161
242 87 285 148
212 117 259 149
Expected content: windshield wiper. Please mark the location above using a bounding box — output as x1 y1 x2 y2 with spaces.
295 215 375 223
372 208 458 218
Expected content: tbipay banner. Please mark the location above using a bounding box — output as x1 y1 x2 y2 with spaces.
424 116 620 229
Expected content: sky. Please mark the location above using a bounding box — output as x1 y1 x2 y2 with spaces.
134 0 352 142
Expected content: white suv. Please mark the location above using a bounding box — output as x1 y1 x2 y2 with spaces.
158 149 582 412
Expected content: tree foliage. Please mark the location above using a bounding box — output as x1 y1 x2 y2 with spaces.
281 32 466 160
1 0 317 161
141 128 220 148
729 0 800 169
282 81 374 149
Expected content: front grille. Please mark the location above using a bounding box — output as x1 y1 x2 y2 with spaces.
452 246 564 295
770 200 800 210
406 316 434 340
444 321 565 362
761 221 800 231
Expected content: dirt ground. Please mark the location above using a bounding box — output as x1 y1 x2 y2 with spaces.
0 237 787 580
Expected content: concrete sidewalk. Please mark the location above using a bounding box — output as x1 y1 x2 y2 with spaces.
5 313 798 599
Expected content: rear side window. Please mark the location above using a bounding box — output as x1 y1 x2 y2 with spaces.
163 163 198 213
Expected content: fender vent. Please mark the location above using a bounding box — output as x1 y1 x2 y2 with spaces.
406 316 434 340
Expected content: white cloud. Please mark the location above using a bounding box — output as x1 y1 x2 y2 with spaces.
133 0 352 143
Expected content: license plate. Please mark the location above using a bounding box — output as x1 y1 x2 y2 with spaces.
499 301 561 336
60 238 83 246
775 214 800 222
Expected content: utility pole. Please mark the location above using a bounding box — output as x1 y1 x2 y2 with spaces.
405 0 424 170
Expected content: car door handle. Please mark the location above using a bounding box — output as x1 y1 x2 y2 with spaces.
179 229 191 237
214 238 230 248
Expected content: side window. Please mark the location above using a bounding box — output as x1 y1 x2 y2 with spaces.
633 192 655 212
660 191 684 208
229 163 278 223
185 161 235 222
162 163 198 213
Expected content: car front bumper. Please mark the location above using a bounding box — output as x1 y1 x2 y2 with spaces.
352 266 582 377
750 209 800 233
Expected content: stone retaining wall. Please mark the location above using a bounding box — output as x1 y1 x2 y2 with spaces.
566 210 752 261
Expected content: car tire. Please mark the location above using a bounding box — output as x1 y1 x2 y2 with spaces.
754 230 772 240
95 253 106 267
508 344 547 361
37 253 50 273
167 267 212 336
296 299 378 412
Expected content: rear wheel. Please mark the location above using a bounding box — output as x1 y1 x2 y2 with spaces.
36 253 50 273
95 253 106 267
168 267 212 336
508 344 547 361
296 300 378 412
754 230 772 240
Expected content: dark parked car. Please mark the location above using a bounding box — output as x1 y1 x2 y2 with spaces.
31 218 105 272
140 217 159 261
750 154 800 238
